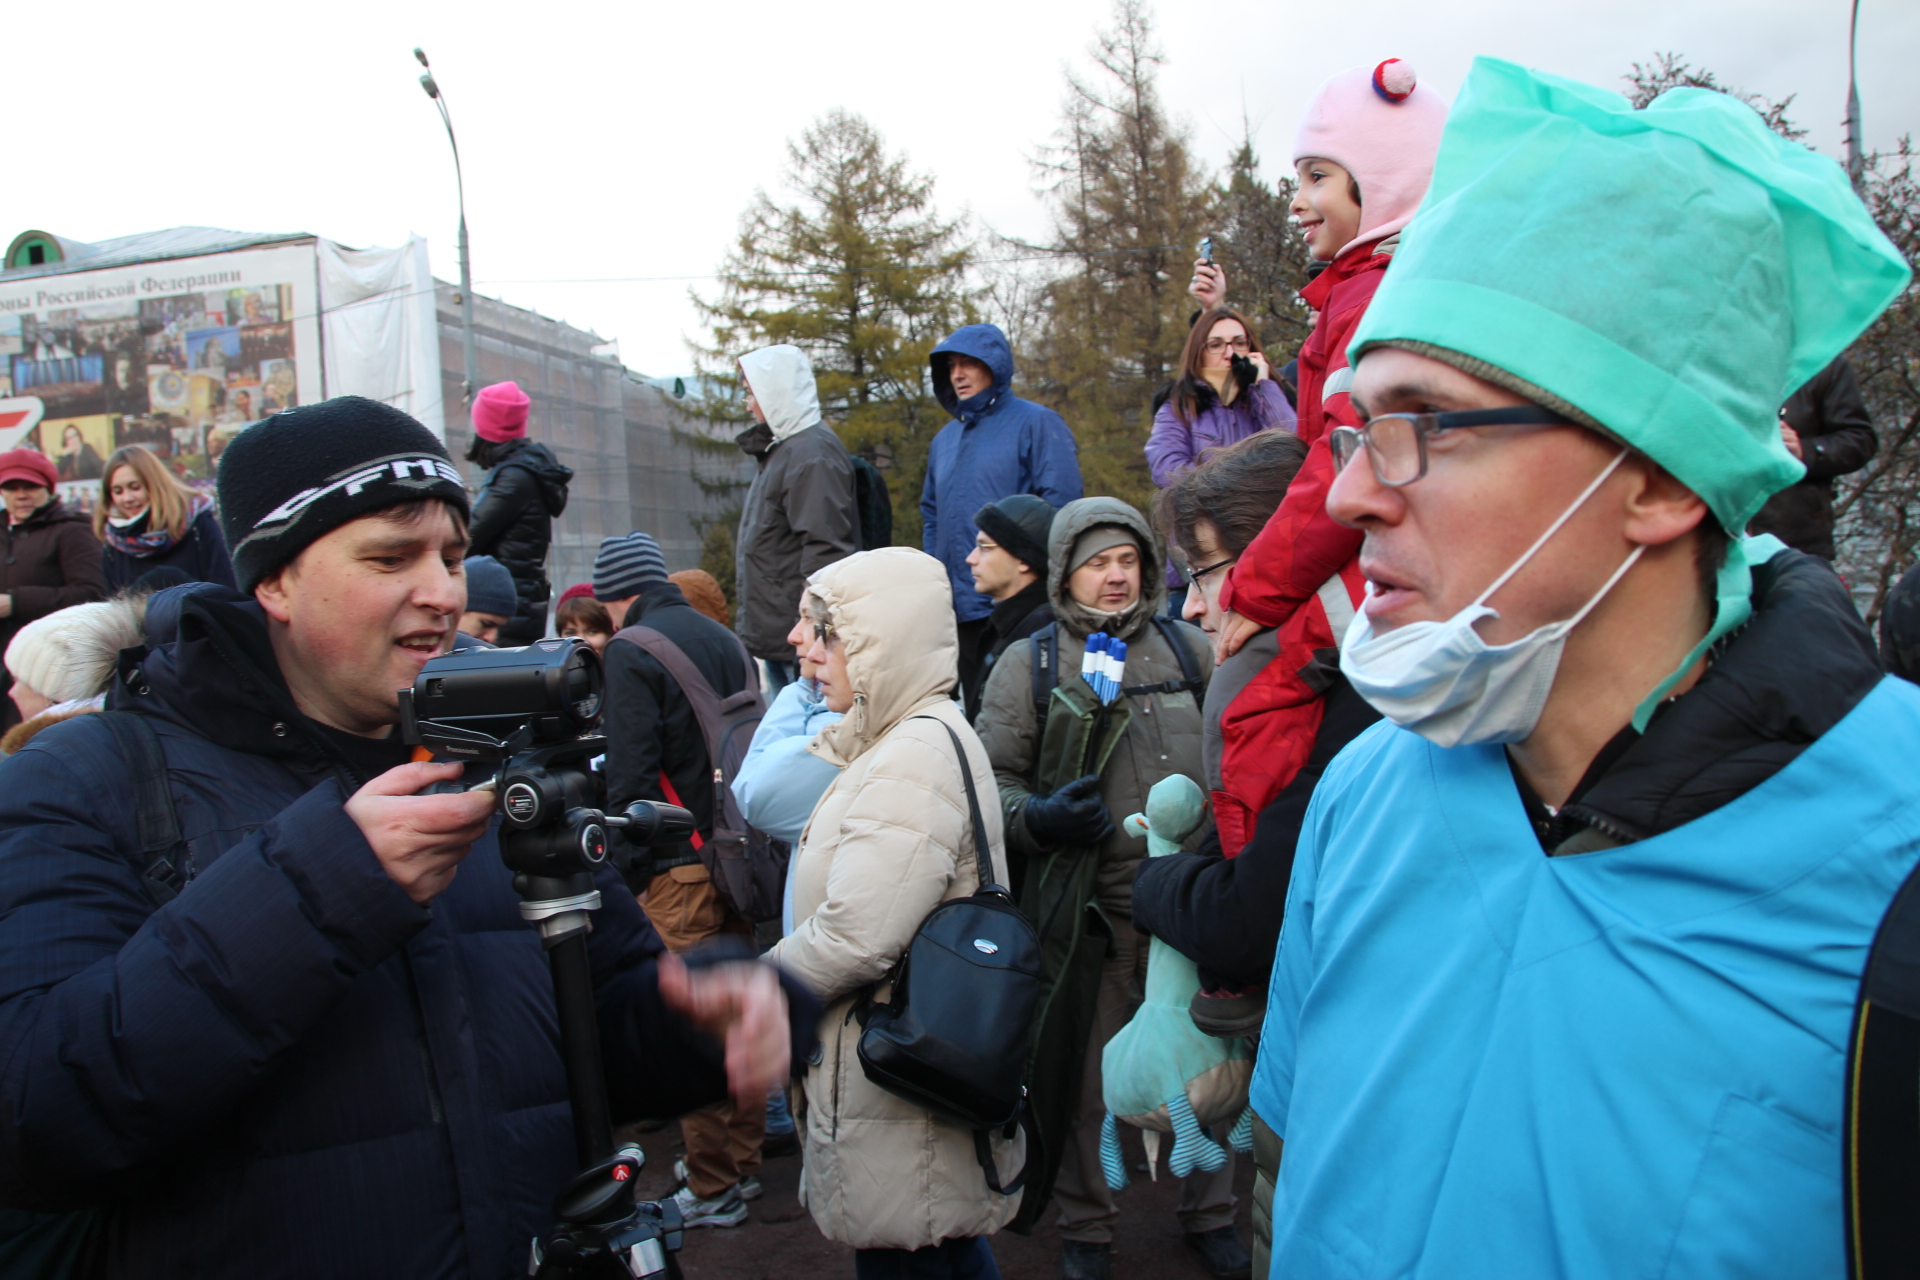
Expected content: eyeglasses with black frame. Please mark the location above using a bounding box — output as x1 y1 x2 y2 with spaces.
1183 555 1237 588
1328 405 1580 487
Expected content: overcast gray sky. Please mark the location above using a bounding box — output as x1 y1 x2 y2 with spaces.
11 0 1915 380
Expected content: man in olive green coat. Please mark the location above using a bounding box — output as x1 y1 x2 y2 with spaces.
976 496 1241 1280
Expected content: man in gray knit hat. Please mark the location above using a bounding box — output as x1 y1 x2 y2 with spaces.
595 530 769 1228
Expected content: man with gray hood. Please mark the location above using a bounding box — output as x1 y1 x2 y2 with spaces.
976 497 1243 1280
734 345 858 688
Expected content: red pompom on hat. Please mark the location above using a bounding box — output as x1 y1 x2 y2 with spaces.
471 381 531 442
1372 58 1418 102
555 582 596 606
0 448 58 490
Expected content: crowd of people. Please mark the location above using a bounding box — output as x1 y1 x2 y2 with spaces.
0 49 1916 1280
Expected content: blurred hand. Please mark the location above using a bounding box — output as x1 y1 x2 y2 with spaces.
1190 260 1226 310
346 761 494 904
1213 610 1263 664
1780 422 1804 461
1247 350 1271 382
658 955 791 1104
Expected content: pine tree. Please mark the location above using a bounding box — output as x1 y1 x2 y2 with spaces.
689 109 976 564
1021 0 1216 516
1213 136 1316 374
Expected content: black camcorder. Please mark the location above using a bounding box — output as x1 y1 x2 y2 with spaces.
399 637 695 1278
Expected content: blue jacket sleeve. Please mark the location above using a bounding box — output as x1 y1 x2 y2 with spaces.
733 683 843 845
586 860 820 1122
0 751 428 1208
1027 408 1084 506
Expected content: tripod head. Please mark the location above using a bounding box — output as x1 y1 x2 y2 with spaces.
400 637 698 1279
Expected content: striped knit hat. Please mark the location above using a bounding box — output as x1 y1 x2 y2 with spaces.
592 532 668 600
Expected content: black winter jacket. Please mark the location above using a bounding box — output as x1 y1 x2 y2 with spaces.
961 581 1053 722
0 499 105 715
1131 672 1380 990
1747 356 1876 559
468 440 573 643
0 589 814 1279
604 583 750 887
734 423 857 662
100 507 236 594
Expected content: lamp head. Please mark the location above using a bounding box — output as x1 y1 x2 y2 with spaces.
419 72 440 99
413 47 430 67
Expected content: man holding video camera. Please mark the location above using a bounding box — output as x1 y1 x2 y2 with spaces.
0 397 816 1279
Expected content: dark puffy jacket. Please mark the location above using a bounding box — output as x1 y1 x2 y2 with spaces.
1747 356 1876 559
468 440 573 643
923 325 1083 623
0 589 815 1279
100 507 236 594
1132 673 1380 990
0 498 105 714
960 580 1053 722
604 583 750 886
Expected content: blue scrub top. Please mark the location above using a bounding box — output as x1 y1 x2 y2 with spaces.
1251 675 1920 1279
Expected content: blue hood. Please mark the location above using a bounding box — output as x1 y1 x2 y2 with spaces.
932 324 1015 421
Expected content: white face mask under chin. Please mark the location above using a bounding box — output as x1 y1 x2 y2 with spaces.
1339 449 1644 748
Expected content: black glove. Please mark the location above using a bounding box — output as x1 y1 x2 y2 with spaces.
1023 774 1115 848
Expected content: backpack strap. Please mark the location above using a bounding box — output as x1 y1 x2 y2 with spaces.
612 624 731 799
96 710 189 908
1029 622 1059 720
1120 615 1208 700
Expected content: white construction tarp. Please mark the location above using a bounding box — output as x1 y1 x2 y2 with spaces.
316 236 445 440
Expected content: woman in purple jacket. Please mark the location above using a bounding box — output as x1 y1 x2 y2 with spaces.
1146 307 1297 601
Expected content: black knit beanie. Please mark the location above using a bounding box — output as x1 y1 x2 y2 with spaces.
973 494 1053 576
218 396 472 592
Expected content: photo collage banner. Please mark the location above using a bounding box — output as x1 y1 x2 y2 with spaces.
0 243 323 513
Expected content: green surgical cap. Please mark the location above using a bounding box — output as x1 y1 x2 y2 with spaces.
1351 57 1911 532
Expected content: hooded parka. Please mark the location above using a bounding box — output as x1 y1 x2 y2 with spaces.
467 439 573 644
765 547 1024 1250
922 326 1083 623
974 498 1212 919
734 345 858 662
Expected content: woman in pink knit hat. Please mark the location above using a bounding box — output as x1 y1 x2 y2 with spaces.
465 381 574 645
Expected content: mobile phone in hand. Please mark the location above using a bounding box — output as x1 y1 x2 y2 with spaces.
1199 236 1214 264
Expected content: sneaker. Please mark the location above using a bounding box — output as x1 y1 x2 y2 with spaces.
668 1183 748 1229
1185 1226 1252 1280
737 1176 763 1202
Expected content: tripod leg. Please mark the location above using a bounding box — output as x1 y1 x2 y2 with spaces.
549 932 614 1167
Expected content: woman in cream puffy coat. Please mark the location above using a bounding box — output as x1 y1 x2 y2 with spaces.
767 546 1023 1277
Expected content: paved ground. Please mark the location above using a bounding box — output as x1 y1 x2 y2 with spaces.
617 1120 1254 1280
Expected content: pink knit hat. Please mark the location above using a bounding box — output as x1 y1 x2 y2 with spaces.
1293 59 1450 254
471 381 531 442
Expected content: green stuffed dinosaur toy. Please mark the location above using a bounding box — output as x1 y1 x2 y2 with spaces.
1100 773 1254 1189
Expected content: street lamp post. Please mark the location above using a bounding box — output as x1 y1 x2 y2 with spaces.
415 47 480 406
1844 0 1866 196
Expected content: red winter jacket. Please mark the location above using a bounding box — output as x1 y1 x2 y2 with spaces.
1209 243 1394 853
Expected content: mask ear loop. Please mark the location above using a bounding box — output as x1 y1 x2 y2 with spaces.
1469 449 1632 613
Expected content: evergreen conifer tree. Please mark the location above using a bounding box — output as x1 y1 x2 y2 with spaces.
1022 0 1215 515
690 108 975 567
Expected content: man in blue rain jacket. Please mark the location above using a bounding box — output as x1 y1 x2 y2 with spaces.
922 323 1081 683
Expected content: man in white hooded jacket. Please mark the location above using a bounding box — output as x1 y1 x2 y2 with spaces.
734 345 858 687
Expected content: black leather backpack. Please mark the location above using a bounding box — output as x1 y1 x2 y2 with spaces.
856 717 1042 1194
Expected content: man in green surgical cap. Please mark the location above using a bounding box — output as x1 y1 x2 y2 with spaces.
1244 57 1913 1280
